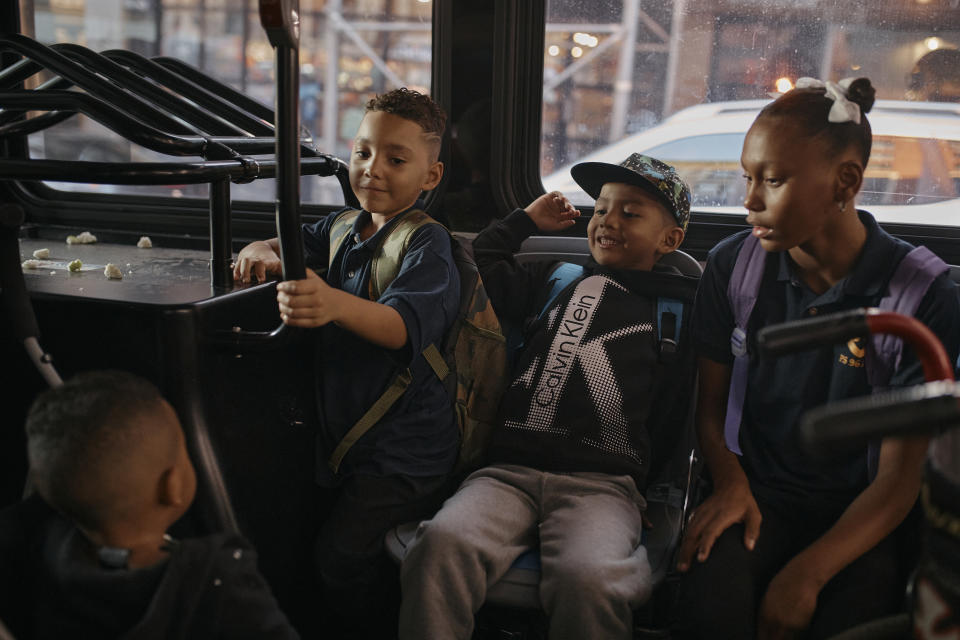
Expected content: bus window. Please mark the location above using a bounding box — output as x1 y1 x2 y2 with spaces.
541 1 960 228
24 0 434 206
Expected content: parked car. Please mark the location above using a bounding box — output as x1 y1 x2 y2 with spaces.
542 99 960 227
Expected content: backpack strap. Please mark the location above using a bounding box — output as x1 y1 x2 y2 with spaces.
657 297 684 358
327 208 441 300
324 209 443 473
868 245 949 387
514 262 688 365
864 245 948 477
538 262 586 319
724 233 766 455
328 368 413 473
506 262 585 360
422 342 450 381
328 209 362 272
368 209 438 300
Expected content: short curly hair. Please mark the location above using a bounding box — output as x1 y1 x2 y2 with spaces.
366 88 446 154
26 370 168 530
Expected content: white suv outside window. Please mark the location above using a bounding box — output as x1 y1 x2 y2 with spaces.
543 100 960 227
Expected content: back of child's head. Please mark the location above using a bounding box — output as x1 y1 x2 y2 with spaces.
909 48 960 102
758 77 876 167
25 370 183 533
365 87 446 158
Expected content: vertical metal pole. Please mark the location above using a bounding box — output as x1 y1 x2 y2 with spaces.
153 0 162 57
820 23 840 81
198 0 207 70
275 38 305 280
241 0 251 93
609 0 639 142
209 178 234 288
662 0 686 116
260 0 306 281
322 0 341 156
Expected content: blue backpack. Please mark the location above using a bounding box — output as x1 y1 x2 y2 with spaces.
514 262 688 363
724 233 949 475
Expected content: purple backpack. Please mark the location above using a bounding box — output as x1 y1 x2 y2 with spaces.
724 233 948 475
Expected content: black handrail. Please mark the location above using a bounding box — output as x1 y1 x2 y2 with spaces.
0 30 359 294
102 50 276 137
52 43 248 138
0 33 195 135
261 0 306 283
154 56 278 124
0 90 241 159
0 155 347 184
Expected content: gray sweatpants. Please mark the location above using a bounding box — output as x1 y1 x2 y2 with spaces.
399 464 651 640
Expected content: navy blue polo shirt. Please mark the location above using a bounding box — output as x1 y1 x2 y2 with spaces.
693 211 960 517
300 202 461 479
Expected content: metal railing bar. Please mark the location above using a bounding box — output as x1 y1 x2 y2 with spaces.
52 43 246 138
0 154 345 184
0 34 194 135
102 49 276 138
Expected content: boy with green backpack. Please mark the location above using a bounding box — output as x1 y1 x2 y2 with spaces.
233 88 471 636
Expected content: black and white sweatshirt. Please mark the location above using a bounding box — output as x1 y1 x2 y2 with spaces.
472 210 698 490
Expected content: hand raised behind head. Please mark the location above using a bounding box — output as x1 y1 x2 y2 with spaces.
276 269 343 328
234 240 282 284
524 191 580 232
676 481 762 572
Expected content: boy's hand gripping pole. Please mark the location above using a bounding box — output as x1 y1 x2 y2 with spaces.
210 0 305 351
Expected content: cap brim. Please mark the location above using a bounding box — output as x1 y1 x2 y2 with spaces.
570 161 675 216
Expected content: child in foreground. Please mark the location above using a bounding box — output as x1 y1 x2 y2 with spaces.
234 87 461 635
675 78 960 639
14 370 298 639
399 153 697 640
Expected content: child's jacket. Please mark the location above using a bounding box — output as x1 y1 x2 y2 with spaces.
1 496 298 640
473 210 697 491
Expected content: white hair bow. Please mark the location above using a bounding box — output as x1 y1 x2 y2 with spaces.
794 77 860 124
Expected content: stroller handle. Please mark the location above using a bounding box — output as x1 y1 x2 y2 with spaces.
759 308 955 383
759 309 956 450
801 380 960 452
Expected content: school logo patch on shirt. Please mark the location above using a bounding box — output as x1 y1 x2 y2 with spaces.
838 336 866 369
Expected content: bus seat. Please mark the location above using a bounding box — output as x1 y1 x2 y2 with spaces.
516 236 703 278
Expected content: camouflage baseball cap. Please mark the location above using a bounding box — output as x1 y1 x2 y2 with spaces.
570 153 691 231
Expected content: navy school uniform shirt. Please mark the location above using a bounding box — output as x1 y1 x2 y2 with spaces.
693 211 960 518
300 201 461 479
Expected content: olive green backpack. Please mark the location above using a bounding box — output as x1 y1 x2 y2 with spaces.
325 208 508 475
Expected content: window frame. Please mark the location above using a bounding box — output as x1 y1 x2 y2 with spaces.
4 0 449 245
493 0 960 262
6 0 960 261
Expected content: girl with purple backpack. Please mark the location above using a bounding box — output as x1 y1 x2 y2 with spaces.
674 78 960 639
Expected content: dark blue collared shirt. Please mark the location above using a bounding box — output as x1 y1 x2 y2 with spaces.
301 201 460 479
693 211 960 517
